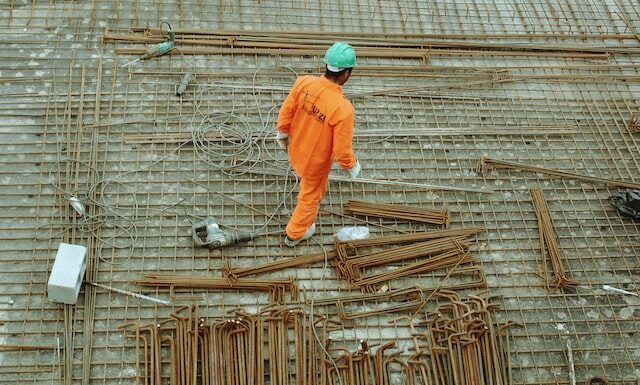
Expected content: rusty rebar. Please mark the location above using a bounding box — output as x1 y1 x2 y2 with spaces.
344 200 451 228
336 233 475 292
135 274 299 303
123 305 320 385
224 251 338 279
479 157 640 189
531 188 579 290
412 293 513 385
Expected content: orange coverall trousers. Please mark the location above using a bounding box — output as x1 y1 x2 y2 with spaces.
285 173 330 239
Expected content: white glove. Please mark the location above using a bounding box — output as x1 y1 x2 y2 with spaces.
348 160 362 180
275 131 289 149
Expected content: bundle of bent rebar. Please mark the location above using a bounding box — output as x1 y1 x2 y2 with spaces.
135 274 299 303
120 305 316 385
224 251 338 279
335 228 482 292
324 292 513 385
420 291 514 385
344 200 451 228
530 188 579 290
120 292 512 385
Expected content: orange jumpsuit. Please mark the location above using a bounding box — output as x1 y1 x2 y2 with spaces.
277 75 357 240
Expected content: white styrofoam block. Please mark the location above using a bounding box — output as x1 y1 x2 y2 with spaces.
47 243 87 304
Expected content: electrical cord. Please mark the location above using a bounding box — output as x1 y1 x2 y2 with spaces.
189 65 301 232
45 65 298 258
43 157 190 264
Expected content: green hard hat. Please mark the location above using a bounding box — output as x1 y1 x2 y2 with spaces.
323 42 357 69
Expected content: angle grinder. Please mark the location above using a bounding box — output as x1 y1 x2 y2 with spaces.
192 217 257 248
121 21 175 67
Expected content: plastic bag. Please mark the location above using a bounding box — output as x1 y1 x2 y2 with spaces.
335 226 370 241
609 190 640 219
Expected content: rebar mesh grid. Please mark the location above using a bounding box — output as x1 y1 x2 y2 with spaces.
1 1 639 384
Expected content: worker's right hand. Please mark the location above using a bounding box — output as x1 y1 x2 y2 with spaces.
275 131 289 150
348 160 362 180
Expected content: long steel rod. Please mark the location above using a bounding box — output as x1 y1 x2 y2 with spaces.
225 251 338 278
105 29 640 55
480 157 640 189
87 282 171 306
331 175 493 194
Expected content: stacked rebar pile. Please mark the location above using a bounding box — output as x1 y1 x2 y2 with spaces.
318 286 426 320
418 291 513 385
208 307 315 385
324 291 513 385
335 229 482 292
135 274 299 303
119 306 201 385
530 188 579 290
311 267 486 320
344 200 450 228
121 305 316 385
324 340 399 385
119 297 511 385
224 251 338 279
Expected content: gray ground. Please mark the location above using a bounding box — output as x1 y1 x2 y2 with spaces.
0 1 639 384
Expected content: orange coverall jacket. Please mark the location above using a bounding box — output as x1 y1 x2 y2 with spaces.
277 75 357 178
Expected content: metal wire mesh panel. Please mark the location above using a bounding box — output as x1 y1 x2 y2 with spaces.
0 1 639 384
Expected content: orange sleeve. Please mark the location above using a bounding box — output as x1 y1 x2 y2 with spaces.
332 103 357 169
277 78 303 134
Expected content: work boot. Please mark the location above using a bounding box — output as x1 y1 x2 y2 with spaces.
284 223 316 247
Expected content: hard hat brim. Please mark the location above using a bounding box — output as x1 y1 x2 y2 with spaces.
326 64 346 72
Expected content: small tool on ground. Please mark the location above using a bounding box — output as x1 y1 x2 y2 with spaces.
192 217 257 248
176 72 194 96
121 21 174 67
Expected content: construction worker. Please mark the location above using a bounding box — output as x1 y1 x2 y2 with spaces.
276 42 361 247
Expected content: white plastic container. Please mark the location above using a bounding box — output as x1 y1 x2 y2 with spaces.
47 243 87 304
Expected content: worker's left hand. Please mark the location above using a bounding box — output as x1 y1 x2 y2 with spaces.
275 131 289 149
348 160 362 180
